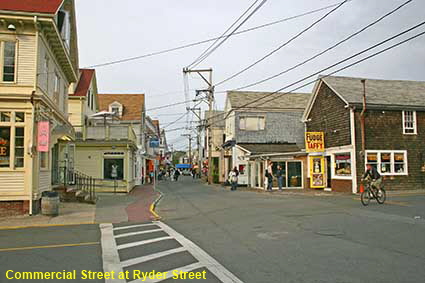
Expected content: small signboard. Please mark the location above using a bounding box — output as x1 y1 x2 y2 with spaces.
310 156 325 188
149 138 159 148
305 132 324 153
37 121 50 152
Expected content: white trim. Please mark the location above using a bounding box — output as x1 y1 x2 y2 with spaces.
331 152 352 180
402 110 417 135
350 109 358 194
364 150 408 176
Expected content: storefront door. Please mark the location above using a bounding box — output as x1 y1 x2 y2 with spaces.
326 156 332 188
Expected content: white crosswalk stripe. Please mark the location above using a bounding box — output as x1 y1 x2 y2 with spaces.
101 221 244 283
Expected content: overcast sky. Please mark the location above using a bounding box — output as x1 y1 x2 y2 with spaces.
75 0 425 149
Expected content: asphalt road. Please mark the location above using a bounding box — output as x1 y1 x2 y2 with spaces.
0 178 424 283
157 177 425 283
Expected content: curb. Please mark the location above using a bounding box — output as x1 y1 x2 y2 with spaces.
0 222 95 231
150 190 164 221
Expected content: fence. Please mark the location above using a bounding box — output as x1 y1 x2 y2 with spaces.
58 166 96 202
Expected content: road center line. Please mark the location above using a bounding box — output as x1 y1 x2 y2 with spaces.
155 221 244 283
100 223 126 283
128 262 204 283
0 242 99 252
117 236 173 250
114 228 163 238
121 246 187 268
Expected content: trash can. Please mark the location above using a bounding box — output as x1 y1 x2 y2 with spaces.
41 191 59 216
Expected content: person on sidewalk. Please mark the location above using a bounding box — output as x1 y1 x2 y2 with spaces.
265 170 273 191
229 167 239 191
276 165 284 191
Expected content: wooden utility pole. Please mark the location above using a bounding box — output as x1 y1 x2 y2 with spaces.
181 133 193 165
183 68 214 183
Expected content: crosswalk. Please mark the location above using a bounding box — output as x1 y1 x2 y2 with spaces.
100 221 243 283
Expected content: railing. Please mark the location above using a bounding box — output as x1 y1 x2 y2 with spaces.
58 166 96 202
77 125 137 143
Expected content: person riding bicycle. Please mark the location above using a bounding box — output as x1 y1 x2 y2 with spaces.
362 163 383 190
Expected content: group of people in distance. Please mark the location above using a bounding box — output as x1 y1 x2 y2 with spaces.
228 164 285 192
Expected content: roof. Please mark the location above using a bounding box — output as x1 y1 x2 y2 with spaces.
98 94 145 121
0 0 64 14
321 75 425 108
227 91 311 110
237 143 301 155
72 69 95 97
204 110 225 128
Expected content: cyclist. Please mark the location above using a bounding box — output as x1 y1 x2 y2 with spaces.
362 163 382 190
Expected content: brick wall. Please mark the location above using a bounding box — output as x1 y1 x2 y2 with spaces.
0 201 29 217
306 83 351 148
355 109 425 190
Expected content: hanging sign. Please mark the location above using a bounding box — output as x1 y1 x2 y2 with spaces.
37 121 50 152
305 132 325 152
310 156 325 188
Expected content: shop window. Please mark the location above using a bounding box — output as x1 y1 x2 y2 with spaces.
0 127 11 167
365 151 407 175
288 162 302 187
402 111 417 134
238 164 245 175
104 158 124 180
15 112 25 123
1 112 11 122
271 162 286 187
334 153 351 176
239 116 265 131
2 42 16 82
14 127 24 168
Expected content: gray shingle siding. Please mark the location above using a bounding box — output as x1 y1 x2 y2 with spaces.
234 111 305 146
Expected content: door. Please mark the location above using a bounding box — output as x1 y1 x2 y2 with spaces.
326 156 331 188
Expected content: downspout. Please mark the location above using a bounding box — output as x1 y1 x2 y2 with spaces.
29 15 39 215
360 79 367 153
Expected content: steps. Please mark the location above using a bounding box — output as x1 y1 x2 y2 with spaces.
53 185 96 204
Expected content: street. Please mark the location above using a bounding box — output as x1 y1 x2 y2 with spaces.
1 177 424 282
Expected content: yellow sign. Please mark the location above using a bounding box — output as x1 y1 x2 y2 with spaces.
309 156 325 188
305 132 324 152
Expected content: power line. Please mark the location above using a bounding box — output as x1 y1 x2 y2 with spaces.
206 21 425 125
188 0 268 69
214 0 350 87
163 112 189 129
187 0 261 69
230 0 413 91
81 1 351 69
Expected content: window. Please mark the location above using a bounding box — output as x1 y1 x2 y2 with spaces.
239 116 265 131
54 73 60 104
112 107 119 114
402 111 417 134
365 151 407 175
87 89 92 109
14 127 24 168
44 55 49 90
0 127 11 168
0 112 26 169
40 151 48 169
334 153 351 176
2 42 16 82
104 158 124 180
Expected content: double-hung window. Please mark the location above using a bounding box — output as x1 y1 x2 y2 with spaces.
1 41 17 82
54 73 60 104
365 150 407 175
402 111 417 134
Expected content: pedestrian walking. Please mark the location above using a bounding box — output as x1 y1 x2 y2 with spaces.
174 169 181 181
276 165 284 191
228 167 239 191
265 169 273 191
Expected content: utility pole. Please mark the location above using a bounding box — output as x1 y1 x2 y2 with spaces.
188 106 202 178
183 68 214 184
181 133 193 165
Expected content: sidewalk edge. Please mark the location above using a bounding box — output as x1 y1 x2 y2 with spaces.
150 190 164 220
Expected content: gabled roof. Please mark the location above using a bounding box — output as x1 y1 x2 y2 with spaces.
321 75 425 108
0 0 64 14
72 69 95 97
227 91 311 110
98 94 145 121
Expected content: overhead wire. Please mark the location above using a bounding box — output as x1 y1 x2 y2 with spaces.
229 0 413 91
81 1 352 69
205 21 425 126
187 0 268 69
214 0 350 87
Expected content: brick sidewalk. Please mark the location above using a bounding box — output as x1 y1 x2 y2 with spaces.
126 184 160 222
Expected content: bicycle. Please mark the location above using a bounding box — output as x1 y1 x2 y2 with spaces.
360 178 386 206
